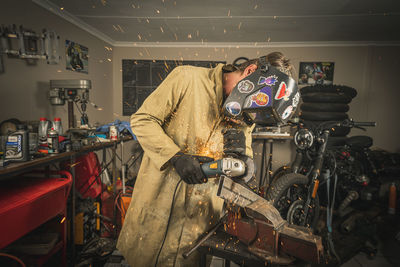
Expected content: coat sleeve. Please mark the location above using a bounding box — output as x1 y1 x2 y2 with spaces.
130 67 189 171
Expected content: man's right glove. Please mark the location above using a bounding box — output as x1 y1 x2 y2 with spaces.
170 152 214 184
222 128 246 156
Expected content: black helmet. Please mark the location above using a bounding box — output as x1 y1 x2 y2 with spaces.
223 56 299 126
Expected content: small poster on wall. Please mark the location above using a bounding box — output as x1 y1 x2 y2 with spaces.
298 62 334 85
65 40 89 74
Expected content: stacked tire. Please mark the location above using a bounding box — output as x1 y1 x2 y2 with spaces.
299 84 357 147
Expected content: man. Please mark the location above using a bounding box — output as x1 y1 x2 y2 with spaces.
117 52 294 266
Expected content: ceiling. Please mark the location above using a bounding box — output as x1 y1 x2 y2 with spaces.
34 0 400 47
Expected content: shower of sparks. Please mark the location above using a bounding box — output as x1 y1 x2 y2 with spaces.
238 22 242 30
160 26 164 33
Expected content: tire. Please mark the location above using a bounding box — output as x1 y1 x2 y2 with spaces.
266 173 320 229
300 84 357 99
300 103 350 113
302 93 352 104
270 165 292 185
300 111 348 121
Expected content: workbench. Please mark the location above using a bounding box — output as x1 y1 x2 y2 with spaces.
0 136 133 266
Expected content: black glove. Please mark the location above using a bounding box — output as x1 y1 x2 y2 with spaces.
222 129 246 156
170 152 214 184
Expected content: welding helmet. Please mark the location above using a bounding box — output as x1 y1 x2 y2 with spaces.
223 56 299 126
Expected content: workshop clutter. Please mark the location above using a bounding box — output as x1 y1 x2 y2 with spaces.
61 152 102 199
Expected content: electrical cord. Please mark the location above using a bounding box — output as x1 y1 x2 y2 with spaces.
154 179 183 267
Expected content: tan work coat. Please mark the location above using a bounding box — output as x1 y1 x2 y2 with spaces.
117 64 253 267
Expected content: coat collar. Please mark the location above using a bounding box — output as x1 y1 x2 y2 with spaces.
209 63 225 109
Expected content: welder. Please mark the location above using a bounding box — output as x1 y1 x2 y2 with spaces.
117 52 295 267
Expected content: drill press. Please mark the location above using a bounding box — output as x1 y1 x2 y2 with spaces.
49 79 91 129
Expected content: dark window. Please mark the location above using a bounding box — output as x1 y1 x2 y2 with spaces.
122 59 225 116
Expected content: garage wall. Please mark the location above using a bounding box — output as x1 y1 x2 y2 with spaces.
0 0 114 126
112 45 400 172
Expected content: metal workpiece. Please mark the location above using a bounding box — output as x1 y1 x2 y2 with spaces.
217 176 324 264
217 176 285 229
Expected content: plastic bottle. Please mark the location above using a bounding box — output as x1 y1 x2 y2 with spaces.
53 117 63 135
38 117 49 145
5 124 29 162
47 128 59 153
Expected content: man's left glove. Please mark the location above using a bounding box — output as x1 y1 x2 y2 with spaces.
223 129 246 156
170 152 214 184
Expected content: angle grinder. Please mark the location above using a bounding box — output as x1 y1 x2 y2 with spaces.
200 156 255 182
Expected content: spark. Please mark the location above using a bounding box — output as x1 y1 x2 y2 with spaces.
139 52 143 56
254 4 258 9
227 9 231 17
160 26 164 33
187 33 192 39
60 7 64 10
223 29 227 34
57 70 62 73
146 19 150 23
155 9 160 14
138 34 142 40
60 217 66 223
107 58 112 62
238 22 242 30
131 3 136 8
174 33 178 40
196 30 199 37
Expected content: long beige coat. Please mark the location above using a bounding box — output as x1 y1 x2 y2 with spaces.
117 64 253 267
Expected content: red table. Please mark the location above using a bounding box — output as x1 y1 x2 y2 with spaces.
0 171 72 266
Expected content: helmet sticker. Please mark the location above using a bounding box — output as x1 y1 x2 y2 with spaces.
274 81 292 101
282 105 293 120
258 75 278 86
237 80 254 93
292 92 300 107
245 86 272 108
225 101 241 116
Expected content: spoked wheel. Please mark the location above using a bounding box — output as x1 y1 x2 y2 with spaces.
266 173 320 229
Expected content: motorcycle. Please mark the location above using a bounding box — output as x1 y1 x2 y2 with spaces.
266 119 376 259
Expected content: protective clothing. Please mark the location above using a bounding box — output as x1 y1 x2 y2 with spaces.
170 153 213 184
117 64 253 267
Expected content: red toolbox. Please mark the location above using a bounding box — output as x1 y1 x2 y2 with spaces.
0 171 72 249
